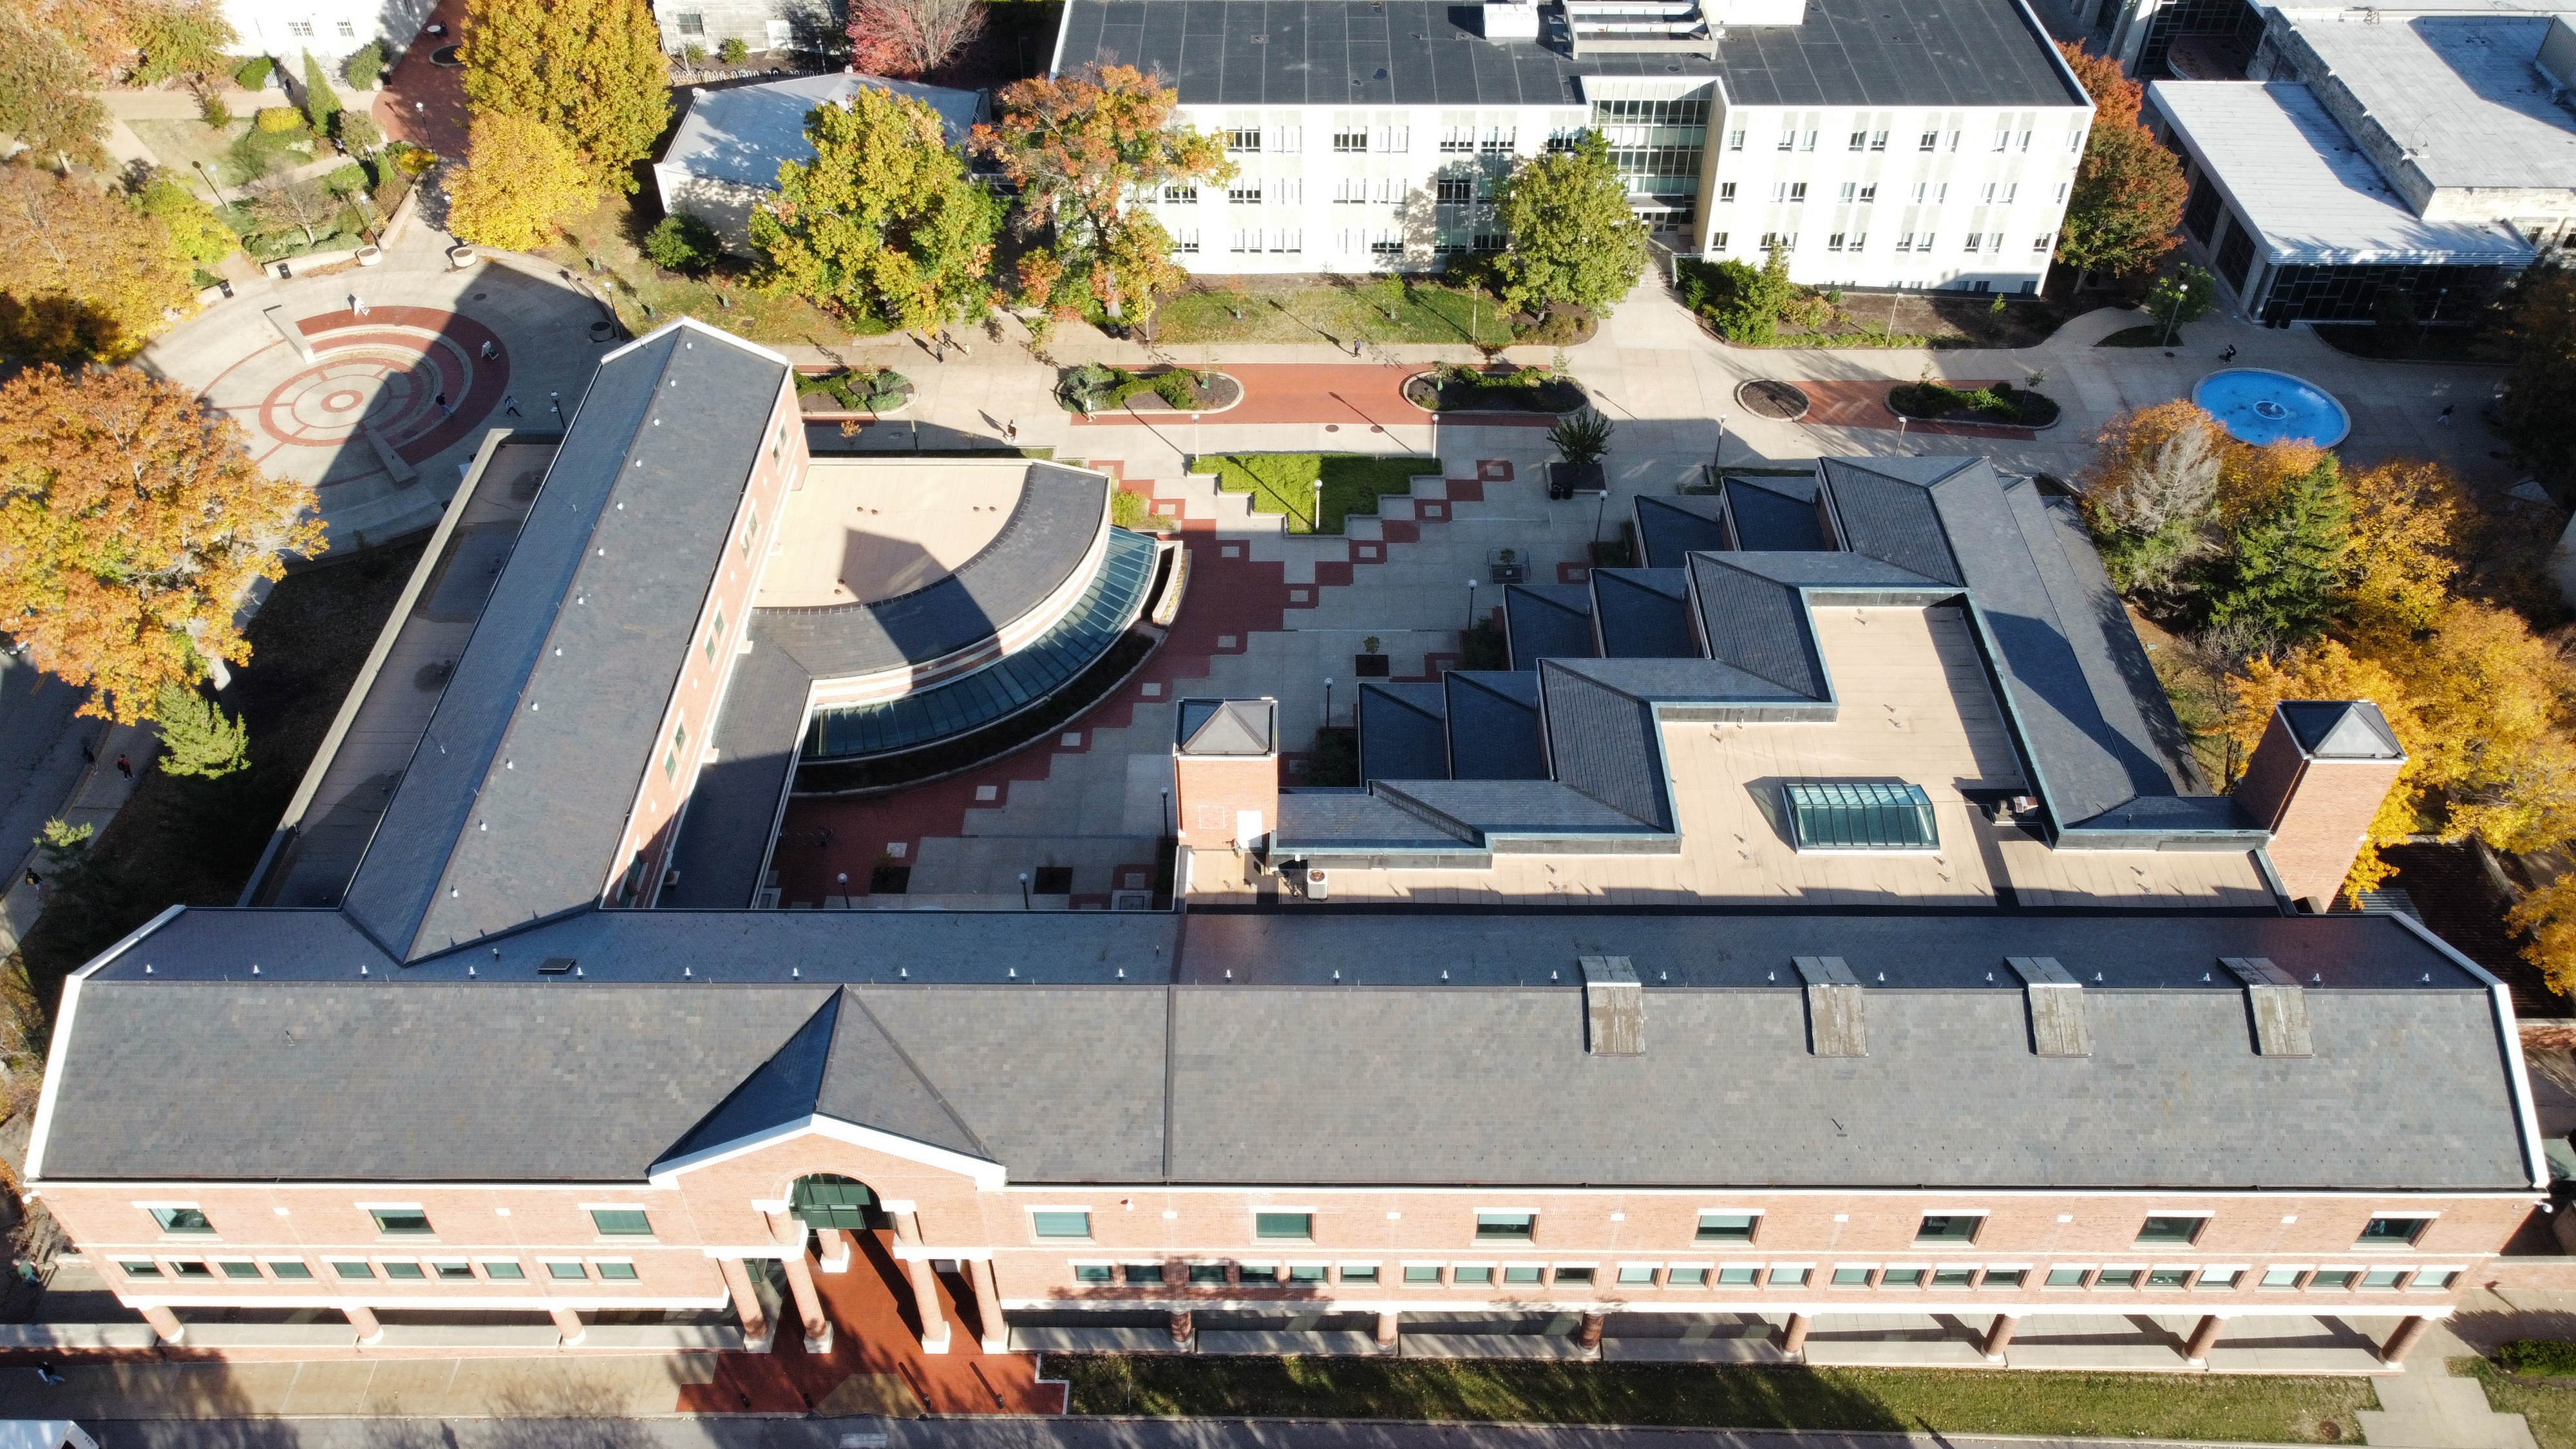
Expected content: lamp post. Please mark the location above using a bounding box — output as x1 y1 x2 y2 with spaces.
1714 414 1727 473
1593 486 1611 547
1018 872 1030 911
1323 677 1334 729
2159 276 2193 348
193 160 231 209
1161 786 1172 837
1466 578 1479 630
1312 478 1323 533
2429 287 2448 325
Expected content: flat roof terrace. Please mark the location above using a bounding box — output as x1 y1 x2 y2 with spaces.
757 459 1028 609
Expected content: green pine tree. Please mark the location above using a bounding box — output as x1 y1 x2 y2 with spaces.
2204 459 2353 649
300 50 341 135
1490 131 1649 319
151 682 249 779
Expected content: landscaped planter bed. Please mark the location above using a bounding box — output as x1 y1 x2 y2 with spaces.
1059 365 1242 414
796 365 913 414
1402 365 1588 415
1886 379 2060 430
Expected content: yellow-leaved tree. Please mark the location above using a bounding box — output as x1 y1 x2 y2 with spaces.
2226 640 2422 898
0 365 325 723
445 113 595 252
0 162 196 362
460 0 669 193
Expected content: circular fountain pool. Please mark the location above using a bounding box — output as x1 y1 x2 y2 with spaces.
2191 368 2352 448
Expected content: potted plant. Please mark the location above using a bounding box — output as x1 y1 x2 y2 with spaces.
1546 408 1613 500
1355 635 1390 677
1488 547 1527 584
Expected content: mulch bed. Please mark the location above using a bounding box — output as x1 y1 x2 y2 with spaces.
1121 372 1242 413
1403 372 1588 415
1736 379 1810 421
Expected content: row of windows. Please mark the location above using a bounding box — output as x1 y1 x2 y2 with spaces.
1593 99 1709 127
1727 128 2075 155
1714 231 2052 256
1031 1210 2439 1251
143 1206 656 1240
1718 182 2063 207
118 1255 642 1284
1439 126 1518 151
1062 1259 2466 1293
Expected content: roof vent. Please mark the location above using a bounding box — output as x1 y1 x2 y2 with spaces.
1794 955 1866 1057
538 956 577 975
1579 955 1643 1055
2220 956 2313 1057
2005 956 2088 1057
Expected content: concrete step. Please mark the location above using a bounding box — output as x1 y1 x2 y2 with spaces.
1399 1333 1593 1360
1197 1331 1388 1357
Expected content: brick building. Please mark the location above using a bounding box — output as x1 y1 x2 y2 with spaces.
19 320 2549 1369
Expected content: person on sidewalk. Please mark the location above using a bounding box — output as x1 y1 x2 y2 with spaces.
1005 419 1019 443
115 753 131 781
435 392 453 418
503 393 520 417
32 1363 62 1385
2439 404 2455 426
23 868 38 889
479 340 498 361
2219 345 2237 363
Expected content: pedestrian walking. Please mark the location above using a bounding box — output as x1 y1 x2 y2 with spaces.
503 393 520 417
2219 345 2237 363
348 292 361 317
435 392 453 418
79 738 94 764
1005 419 1019 443
115 753 131 781
2439 404 2455 426
23 868 38 889
32 1363 62 1385
479 339 498 361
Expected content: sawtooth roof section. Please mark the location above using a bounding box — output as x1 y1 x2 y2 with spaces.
750 462 1110 679
1537 660 1674 830
1356 681 1447 781
1544 654 1814 707
339 320 789 962
1725 474 1828 551
1592 568 1699 658
1503 583 1595 670
1054 0 2089 109
2284 699 2404 759
1636 495 1729 568
1273 790 1482 855
1374 778 1670 842
1824 456 1967 585
1446 670 1548 781
1687 554 1829 700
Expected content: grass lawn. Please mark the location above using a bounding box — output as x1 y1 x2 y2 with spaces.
540 193 882 348
1192 453 1436 534
1155 278 1516 348
1058 1356 2376 1441
2465 1358 2576 1449
14 542 426 1019
2132 607 2236 788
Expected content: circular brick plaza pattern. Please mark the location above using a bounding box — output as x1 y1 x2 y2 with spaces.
213 307 511 469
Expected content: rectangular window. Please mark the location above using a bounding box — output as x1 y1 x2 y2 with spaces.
1032 1211 1092 1240
1848 232 1867 251
1947 131 1962 151
1341 1264 1379 1283
1848 131 1867 151
1122 1264 1162 1285
369 1208 433 1236
337 19 355 37
1435 177 1472 205
219 1260 263 1280
435 1261 477 1282
595 1261 639 1282
1710 232 1728 250
741 508 759 556
1801 130 1817 151
1255 1211 1312 1240
2136 1215 2206 1246
1227 128 1260 152
2034 234 2052 252
1289 1264 1327 1283
1828 233 1845 252
1788 183 1807 203
1858 183 1877 202
1453 1265 1493 1285
1830 1267 1873 1287
1227 183 1262 205
1993 129 2010 151
703 612 723 663
1164 185 1197 204
1669 1266 1710 1286
1174 229 1198 254
1930 1267 1976 1289
1074 1263 1113 1283
2310 1269 2359 1289
1768 1265 1810 1286
1503 1264 1542 1285
2260 1267 2306 1289
1334 129 1367 153
1618 1265 1658 1285
482 1260 526 1282
1727 130 1745 151
383 1261 426 1281
1882 1267 1928 1288
1403 1264 1442 1284
2094 1268 2142 1289
676 12 704 34
268 1260 314 1280
1715 1265 1757 1286
2199 1269 2244 1289
148 1206 213 1235
169 1260 213 1280
1870 130 1888 151
1198 1263 1240 1285
546 1262 589 1282
1371 238 1402 256
118 1259 164 1279
1441 126 1475 153
1554 1265 1595 1285
1374 126 1409 153
2415 1269 2460 1290
1476 1211 1535 1242
1696 1213 1758 1243
2146 1267 2193 1289
591 1209 652 1237
1472 234 1506 252
287 19 314 35
1482 127 1514 151
1982 1269 2027 1289
1718 182 1737 203
2359 1217 2431 1247
1919 129 1938 151
1777 129 1795 151
1964 232 1985 252
332 1260 375 1280
2018 130 2032 151
2045 1267 2090 1287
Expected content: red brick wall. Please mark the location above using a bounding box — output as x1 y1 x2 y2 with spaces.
2235 712 2404 907
1173 754 1276 849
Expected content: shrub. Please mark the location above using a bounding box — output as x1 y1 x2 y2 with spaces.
334 109 382 155
718 37 749 63
1111 488 1150 529
234 55 273 88
254 106 305 133
341 40 383 88
681 42 708 68
2499 1342 2576 1377
151 683 248 779
796 366 909 410
388 142 437 178
1151 368 1201 409
641 211 722 272
299 51 340 133
199 90 232 128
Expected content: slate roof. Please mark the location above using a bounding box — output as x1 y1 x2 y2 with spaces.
1635 495 1728 568
1181 697 1276 754
1273 790 1481 855
1054 0 2089 110
1445 670 1546 780
1356 681 1447 780
1502 583 1593 670
2284 699 2404 760
1725 474 1826 551
38 909 2535 1191
1591 568 1699 658
337 321 790 963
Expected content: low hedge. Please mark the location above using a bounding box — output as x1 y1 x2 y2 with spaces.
1063 365 1216 412
795 366 910 412
234 55 274 88
254 106 306 133
1888 379 2060 428
2501 1341 2576 1377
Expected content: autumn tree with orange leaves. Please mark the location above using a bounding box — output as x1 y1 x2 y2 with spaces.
2054 43 2186 279
0 366 325 724
972 64 1232 330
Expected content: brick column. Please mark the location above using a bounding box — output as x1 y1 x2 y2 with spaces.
969 1257 1007 1353
343 1303 383 1346
551 1305 586 1347
1980 1313 2019 1362
1376 1311 1399 1349
720 1258 773 1352
1577 1312 1606 1354
815 1227 853 1274
1169 1309 1194 1347
2184 1313 2226 1366
769 1214 833 1354
904 1258 953 1354
139 1303 184 1345
2380 1315 2434 1366
1781 1312 1812 1358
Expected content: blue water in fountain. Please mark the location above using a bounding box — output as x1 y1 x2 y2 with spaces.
2191 369 2352 448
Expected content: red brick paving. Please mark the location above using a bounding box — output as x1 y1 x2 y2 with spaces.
1795 378 2045 440
1071 362 1553 429
376 0 469 157
679 1231 1060 1415
299 307 511 461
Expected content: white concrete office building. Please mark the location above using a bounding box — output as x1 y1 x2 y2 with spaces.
1050 0 2094 291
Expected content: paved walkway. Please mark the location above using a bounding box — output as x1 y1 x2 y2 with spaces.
375 0 469 156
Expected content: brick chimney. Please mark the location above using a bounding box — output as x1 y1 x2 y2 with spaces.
1173 699 1278 853
2233 701 2406 911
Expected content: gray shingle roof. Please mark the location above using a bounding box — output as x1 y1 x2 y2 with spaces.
1688 554 1828 699
1356 681 1446 780
1446 670 1546 780
1180 697 1276 755
1537 661 1673 830
1054 0 2090 110
2284 700 2404 759
39 910 2532 1191
1502 583 1593 670
1725 474 1826 551
1590 568 1698 658
1274 790 1481 856
1635 495 1728 568
338 321 791 962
